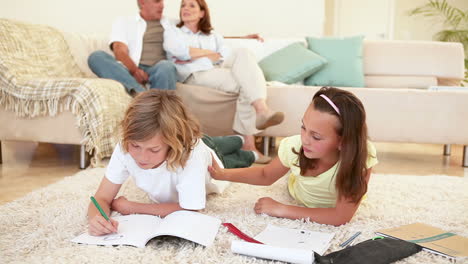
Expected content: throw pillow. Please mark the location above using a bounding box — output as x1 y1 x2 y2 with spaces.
258 42 327 84
304 36 365 87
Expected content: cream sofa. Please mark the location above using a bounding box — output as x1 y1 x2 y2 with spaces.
1 19 466 168
178 39 468 166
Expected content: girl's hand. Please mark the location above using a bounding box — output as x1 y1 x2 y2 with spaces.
111 196 134 215
88 215 119 236
254 197 285 217
208 155 226 180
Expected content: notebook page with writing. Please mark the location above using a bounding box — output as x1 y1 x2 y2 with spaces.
254 224 335 255
71 214 162 248
71 211 221 248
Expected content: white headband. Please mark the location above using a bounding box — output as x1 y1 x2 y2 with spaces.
320 94 340 115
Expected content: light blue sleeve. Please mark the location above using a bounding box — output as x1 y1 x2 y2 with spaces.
213 32 231 60
163 21 191 61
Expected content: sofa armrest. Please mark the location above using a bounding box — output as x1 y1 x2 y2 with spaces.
363 40 465 81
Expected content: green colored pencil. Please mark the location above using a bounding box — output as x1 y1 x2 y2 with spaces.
90 196 110 221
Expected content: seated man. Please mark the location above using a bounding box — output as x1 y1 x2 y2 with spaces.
88 0 177 95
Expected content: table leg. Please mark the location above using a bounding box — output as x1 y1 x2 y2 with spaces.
443 144 451 156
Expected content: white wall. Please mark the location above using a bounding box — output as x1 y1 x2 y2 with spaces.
334 0 395 39
0 0 324 38
394 0 468 41
0 0 138 38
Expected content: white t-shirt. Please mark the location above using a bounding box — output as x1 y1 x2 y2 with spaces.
105 140 229 210
109 14 176 66
163 24 231 81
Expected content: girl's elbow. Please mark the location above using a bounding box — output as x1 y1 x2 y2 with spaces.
332 213 355 226
331 218 351 227
259 178 276 186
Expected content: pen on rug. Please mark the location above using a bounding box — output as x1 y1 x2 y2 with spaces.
339 231 361 247
346 237 358 248
90 196 110 222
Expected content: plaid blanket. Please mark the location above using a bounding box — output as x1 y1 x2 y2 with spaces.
0 19 131 166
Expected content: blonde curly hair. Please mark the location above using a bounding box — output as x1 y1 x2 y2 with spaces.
121 90 202 171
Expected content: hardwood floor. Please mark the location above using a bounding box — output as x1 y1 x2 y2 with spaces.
0 141 82 205
0 140 466 205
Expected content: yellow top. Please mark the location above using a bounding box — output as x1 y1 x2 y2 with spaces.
278 135 378 208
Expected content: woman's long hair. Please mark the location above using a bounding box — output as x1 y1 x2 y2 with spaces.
177 0 213 34
121 90 201 171
294 87 370 203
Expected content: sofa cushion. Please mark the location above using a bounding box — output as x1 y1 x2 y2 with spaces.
304 36 365 87
223 38 307 62
259 42 327 84
61 31 111 78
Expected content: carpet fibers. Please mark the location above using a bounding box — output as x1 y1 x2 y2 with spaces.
1 168 467 263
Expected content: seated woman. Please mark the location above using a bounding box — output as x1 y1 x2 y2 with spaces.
163 0 284 163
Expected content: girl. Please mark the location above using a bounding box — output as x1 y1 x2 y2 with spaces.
163 0 284 163
87 90 244 236
209 87 378 226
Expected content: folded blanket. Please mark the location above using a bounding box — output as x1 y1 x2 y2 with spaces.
0 18 131 166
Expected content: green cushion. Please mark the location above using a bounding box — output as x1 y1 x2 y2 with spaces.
304 36 365 87
259 42 327 84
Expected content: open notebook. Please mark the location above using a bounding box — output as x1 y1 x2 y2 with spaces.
71 210 221 248
231 224 335 264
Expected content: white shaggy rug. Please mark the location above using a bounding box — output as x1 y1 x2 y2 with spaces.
1 168 467 264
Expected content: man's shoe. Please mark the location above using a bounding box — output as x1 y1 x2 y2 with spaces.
254 153 272 164
256 111 285 130
129 90 138 98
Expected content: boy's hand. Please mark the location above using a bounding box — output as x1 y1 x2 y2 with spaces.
254 197 285 217
111 196 134 215
208 155 226 180
88 215 119 236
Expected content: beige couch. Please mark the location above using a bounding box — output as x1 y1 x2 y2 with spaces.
1 19 467 168
178 39 467 166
